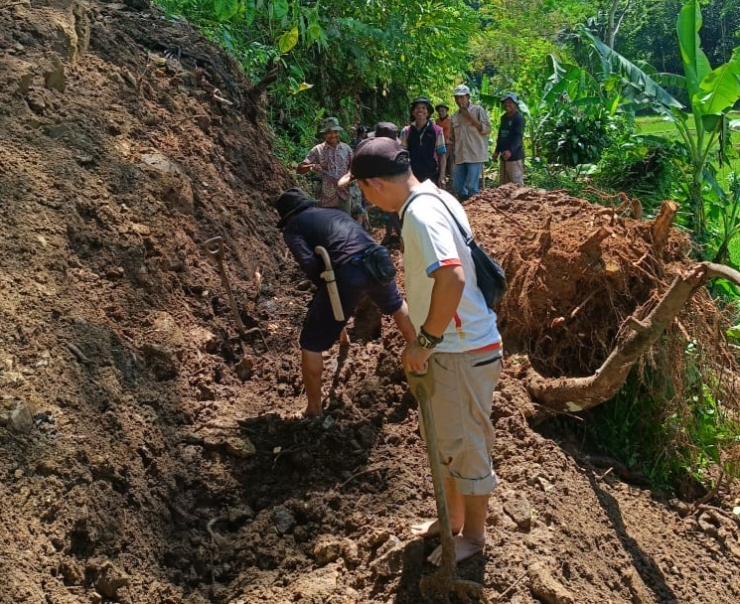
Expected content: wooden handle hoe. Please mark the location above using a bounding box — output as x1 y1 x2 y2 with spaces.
201 237 246 335
408 372 489 604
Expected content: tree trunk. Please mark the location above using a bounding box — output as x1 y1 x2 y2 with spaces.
606 0 632 49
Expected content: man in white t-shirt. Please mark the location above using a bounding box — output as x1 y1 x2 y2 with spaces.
338 137 503 566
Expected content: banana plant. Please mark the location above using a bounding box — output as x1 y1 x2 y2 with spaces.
578 0 740 248
671 1 740 241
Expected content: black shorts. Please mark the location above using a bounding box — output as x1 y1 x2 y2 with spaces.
299 262 403 352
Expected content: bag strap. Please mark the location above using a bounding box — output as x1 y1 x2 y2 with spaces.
400 190 474 247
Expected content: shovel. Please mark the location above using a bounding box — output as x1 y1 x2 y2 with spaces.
201 236 247 335
407 371 489 604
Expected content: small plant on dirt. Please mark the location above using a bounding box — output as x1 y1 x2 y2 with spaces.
668 347 740 492
524 156 593 198
586 371 676 490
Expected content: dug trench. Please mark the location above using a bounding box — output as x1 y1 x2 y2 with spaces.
1 2 740 604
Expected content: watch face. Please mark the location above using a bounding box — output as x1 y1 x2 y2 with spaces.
417 333 435 349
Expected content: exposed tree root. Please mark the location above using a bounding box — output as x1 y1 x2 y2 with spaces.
524 262 740 423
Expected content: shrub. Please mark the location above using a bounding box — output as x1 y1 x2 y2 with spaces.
593 136 684 217
538 104 622 167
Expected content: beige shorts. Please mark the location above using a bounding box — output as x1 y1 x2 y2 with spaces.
500 158 524 185
415 349 503 496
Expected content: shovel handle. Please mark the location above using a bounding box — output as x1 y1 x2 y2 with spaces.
201 236 246 334
408 371 457 574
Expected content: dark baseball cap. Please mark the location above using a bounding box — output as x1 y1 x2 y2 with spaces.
338 137 410 187
366 121 399 140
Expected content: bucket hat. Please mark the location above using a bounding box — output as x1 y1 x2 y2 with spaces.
435 103 449 111
501 92 519 105
409 97 434 118
319 116 343 133
453 84 471 96
275 188 317 228
338 138 410 187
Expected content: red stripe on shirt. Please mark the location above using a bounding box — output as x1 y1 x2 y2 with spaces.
469 341 502 354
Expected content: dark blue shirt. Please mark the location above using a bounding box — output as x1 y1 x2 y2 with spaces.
495 111 525 161
406 121 440 182
283 207 377 284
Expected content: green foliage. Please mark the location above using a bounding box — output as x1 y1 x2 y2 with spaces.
576 1 740 249
702 171 740 302
470 0 590 103
155 0 479 164
538 102 622 166
592 135 684 216
525 51 629 169
587 345 740 494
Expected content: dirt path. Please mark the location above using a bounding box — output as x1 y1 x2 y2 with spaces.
1 2 739 603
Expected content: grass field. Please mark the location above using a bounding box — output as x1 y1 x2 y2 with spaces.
635 112 740 181
635 111 740 134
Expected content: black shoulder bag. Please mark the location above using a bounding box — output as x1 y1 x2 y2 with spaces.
401 192 507 308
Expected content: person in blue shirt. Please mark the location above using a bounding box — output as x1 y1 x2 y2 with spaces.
493 93 525 185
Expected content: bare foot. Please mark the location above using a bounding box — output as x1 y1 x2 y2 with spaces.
302 405 323 419
411 519 462 538
427 535 484 566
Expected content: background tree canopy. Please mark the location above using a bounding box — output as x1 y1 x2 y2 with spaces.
154 0 738 156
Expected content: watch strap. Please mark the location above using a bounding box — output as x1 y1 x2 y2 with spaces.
420 326 444 345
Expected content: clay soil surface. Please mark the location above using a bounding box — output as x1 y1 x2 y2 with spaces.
2 2 740 603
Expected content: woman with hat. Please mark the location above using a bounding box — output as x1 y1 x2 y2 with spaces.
297 117 353 213
399 97 447 187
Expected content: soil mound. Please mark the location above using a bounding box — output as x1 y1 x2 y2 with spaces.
2 3 739 603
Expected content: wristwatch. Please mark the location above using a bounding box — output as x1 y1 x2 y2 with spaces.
417 326 444 349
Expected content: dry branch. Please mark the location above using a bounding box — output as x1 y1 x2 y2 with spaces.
652 200 679 255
